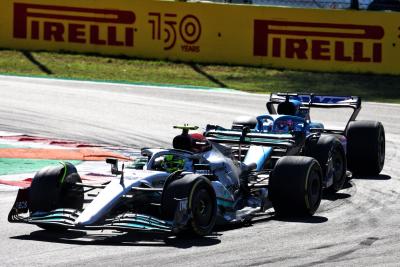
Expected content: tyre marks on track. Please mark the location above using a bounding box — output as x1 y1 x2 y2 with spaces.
318 180 357 213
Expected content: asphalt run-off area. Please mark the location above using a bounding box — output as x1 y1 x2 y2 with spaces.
0 75 399 266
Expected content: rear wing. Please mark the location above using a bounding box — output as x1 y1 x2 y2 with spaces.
267 93 361 129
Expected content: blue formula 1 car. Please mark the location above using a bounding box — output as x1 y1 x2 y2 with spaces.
8 123 325 237
205 93 385 193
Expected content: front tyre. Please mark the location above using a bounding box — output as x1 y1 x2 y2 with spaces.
188 178 217 236
29 162 83 213
269 156 322 217
29 162 84 231
231 115 257 129
306 135 346 193
162 174 217 236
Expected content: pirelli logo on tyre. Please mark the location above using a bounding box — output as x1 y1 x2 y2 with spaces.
13 3 136 47
253 20 385 63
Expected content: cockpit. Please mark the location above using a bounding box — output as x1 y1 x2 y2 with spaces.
256 115 306 134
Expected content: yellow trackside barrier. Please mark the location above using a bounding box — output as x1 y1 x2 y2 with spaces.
2 0 400 74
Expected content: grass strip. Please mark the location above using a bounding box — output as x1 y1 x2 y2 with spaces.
0 49 399 103
0 159 81 175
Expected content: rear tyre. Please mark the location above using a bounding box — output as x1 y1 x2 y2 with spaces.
269 156 322 217
346 120 385 176
162 174 217 236
306 135 346 193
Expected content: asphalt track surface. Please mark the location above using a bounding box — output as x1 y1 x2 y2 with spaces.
0 75 399 266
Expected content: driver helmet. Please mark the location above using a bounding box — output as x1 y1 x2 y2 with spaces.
190 133 211 153
162 154 185 172
262 118 273 132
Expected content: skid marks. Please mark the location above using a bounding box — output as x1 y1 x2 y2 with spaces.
301 237 381 266
318 180 356 213
383 135 398 174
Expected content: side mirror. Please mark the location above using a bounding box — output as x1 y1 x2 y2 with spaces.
106 158 117 165
106 158 122 175
246 162 257 172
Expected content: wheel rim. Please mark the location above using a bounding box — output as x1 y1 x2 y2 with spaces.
326 148 344 186
332 149 344 184
378 128 385 169
192 188 213 227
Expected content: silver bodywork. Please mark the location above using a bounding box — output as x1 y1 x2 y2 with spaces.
8 144 271 232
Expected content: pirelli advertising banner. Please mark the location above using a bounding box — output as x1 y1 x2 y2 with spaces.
2 0 400 74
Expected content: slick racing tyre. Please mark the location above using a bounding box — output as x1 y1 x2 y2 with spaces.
269 156 322 217
162 174 217 236
306 135 347 193
29 162 84 213
346 120 385 176
232 115 257 129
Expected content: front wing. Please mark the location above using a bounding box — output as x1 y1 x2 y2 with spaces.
8 188 189 234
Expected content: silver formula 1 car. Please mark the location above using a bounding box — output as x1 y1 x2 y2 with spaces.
8 125 323 236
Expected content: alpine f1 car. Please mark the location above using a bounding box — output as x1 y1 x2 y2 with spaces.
9 123 326 237
205 93 385 194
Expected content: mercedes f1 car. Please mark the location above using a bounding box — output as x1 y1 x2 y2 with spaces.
8 122 325 236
